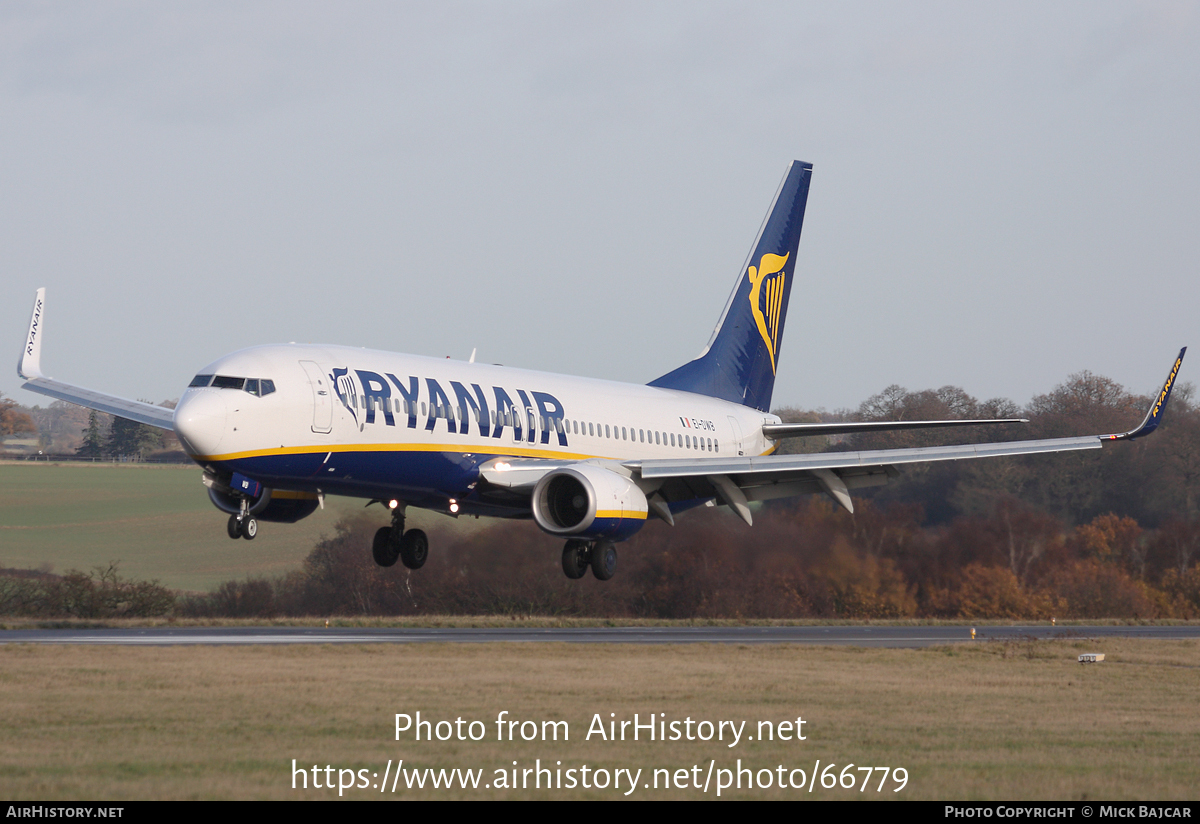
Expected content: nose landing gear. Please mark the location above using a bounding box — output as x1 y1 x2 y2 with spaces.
561 540 617 581
371 506 428 569
226 498 257 540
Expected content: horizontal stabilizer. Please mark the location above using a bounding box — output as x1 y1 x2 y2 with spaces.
762 418 1027 439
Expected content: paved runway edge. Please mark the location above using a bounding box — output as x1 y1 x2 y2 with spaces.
3 625 1199 647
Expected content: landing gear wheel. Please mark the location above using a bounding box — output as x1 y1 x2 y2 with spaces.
590 542 617 581
399 529 429 570
226 515 241 540
239 517 258 540
372 526 399 567
562 540 589 580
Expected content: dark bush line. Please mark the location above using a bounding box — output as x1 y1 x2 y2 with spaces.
175 499 1200 621
0 563 175 618
5 499 1198 620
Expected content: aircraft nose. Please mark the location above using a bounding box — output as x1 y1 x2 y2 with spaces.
173 391 228 457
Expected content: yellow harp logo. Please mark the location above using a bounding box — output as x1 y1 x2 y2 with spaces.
747 252 789 374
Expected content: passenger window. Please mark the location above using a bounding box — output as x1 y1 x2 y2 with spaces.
621 427 626 440
421 402 427 416
189 374 213 388
655 431 660 445
588 422 594 436
605 425 610 438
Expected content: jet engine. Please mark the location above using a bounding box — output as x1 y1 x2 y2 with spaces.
531 464 648 541
203 472 319 524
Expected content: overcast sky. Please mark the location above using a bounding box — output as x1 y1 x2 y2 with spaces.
3 2 1197 414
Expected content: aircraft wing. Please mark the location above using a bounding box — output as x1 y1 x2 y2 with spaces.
485 347 1186 525
626 347 1186 523
625 435 1102 520
17 289 176 431
761 418 1027 439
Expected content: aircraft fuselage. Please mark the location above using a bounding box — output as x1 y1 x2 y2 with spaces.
173 343 780 517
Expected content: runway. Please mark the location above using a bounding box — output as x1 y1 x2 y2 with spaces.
3 624 1198 647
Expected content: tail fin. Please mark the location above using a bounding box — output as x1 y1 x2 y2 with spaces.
648 161 812 412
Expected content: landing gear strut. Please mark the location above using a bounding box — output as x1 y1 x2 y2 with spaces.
371 507 428 570
561 540 617 581
226 498 257 540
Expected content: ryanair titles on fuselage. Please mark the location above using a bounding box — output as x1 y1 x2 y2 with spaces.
331 367 570 446
328 367 721 449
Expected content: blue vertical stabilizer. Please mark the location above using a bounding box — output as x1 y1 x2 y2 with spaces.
648 161 812 412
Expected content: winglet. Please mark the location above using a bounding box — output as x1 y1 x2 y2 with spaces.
18 288 46 380
1104 347 1187 441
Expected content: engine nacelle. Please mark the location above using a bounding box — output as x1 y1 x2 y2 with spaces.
531 464 648 541
205 473 320 524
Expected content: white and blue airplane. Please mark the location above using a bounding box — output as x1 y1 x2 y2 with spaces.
16 161 1187 581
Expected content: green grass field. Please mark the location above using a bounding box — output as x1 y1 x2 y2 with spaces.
1 638 1196 800
0 462 472 591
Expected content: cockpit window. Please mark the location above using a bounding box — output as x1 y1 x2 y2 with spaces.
211 375 246 390
201 374 275 396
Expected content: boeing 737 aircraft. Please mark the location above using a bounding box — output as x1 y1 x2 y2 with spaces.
16 161 1187 581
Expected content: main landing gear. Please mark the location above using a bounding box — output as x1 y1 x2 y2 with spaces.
562 539 617 581
226 498 257 540
372 508 429 570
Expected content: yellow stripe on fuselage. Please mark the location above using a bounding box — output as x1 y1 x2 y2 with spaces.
194 441 613 463
192 442 777 467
